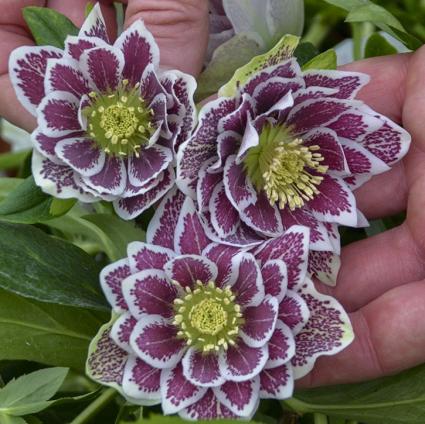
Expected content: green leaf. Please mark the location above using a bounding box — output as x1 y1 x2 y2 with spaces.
294 42 320 67
196 33 263 102
23 7 78 48
0 179 24 201
0 368 68 416
0 289 107 370
0 150 31 172
49 198 77 217
0 221 107 310
0 176 54 224
46 208 145 261
219 34 300 98
0 415 27 424
285 363 425 424
365 33 398 58
302 49 337 70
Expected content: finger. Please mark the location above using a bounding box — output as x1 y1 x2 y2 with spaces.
317 224 425 312
341 53 410 123
124 0 209 76
297 279 425 388
48 0 118 40
353 162 407 219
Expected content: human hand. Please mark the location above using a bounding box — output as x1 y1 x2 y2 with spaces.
0 0 209 132
298 47 425 388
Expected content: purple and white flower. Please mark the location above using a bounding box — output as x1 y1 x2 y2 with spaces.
87 188 353 419
177 57 411 284
9 4 196 219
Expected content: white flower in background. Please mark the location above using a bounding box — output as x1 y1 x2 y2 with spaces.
1 120 31 152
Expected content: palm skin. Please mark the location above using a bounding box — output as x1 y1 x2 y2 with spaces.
2 0 425 390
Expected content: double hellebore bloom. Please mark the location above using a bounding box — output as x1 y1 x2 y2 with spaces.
87 188 352 419
9 4 196 219
177 58 410 284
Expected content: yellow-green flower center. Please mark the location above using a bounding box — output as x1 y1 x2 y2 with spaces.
84 79 155 157
243 123 328 210
173 280 243 353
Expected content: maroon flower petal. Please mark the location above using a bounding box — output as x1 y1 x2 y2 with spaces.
197 159 223 212
37 92 81 137
229 252 264 307
64 35 108 60
130 315 185 369
114 20 160 86
83 155 126 196
45 58 90 98
164 255 218 288
210 130 240 170
55 137 105 177
209 182 240 238
9 45 62 115
79 3 109 42
100 258 131 313
308 175 357 226
174 197 210 255
261 259 287 302
240 296 278 348
146 187 186 249
278 289 310 334
218 93 255 134
161 363 207 414
122 269 177 319
79 46 124 92
122 356 161 401
179 390 237 420
219 340 268 382
127 241 175 273
213 377 260 418
254 226 309 289
267 320 296 368
128 145 172 187
304 70 369 100
182 348 225 387
114 167 174 220
110 312 137 352
260 364 294 399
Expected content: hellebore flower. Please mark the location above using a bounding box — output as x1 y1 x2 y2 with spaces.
87 188 353 419
177 57 410 284
9 4 196 219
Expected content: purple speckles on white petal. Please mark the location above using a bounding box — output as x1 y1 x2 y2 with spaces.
114 20 160 86
219 340 268 382
308 250 341 286
278 289 310 335
161 363 207 414
130 315 185 369
240 296 278 348
55 137 105 177
164 255 218 288
79 46 124 92
182 348 225 387
9 45 62 115
122 269 177 319
260 364 294 400
122 356 162 400
100 258 131 313
261 260 287 302
213 377 260 418
292 278 353 379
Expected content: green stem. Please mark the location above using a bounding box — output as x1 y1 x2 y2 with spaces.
302 13 331 47
70 388 116 424
314 413 328 424
351 22 375 60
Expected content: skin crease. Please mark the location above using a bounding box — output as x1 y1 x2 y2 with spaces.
2 0 425 389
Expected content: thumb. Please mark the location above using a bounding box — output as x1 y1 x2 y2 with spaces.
124 0 209 77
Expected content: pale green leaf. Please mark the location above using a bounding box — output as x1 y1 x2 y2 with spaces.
302 49 337 70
